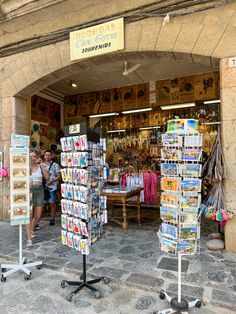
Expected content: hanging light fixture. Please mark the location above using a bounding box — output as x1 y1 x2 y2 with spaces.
70 80 77 88
160 102 195 110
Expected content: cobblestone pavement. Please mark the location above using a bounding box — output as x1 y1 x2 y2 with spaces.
0 215 236 314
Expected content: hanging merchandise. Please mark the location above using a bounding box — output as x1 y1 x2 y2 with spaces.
59 128 109 301
155 119 202 313
200 130 234 225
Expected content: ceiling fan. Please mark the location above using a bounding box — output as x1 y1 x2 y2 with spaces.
122 61 141 76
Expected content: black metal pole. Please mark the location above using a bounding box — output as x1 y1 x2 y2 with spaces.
83 254 86 283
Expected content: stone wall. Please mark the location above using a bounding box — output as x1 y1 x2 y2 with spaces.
1 2 236 222
220 58 236 210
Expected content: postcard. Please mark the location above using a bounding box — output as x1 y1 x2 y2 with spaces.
160 206 178 224
177 240 196 255
181 179 201 193
180 164 202 178
161 192 178 207
162 134 182 147
161 177 179 192
161 148 180 161
12 155 27 165
184 134 203 147
161 163 179 176
13 193 27 203
12 181 27 190
179 226 197 240
181 194 201 208
181 148 202 161
179 212 198 224
13 168 27 178
11 206 28 217
161 223 178 239
161 237 177 255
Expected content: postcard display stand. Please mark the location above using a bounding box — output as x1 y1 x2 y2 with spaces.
156 119 202 314
59 130 108 302
1 134 42 282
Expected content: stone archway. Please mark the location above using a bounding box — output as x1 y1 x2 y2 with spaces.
1 4 236 219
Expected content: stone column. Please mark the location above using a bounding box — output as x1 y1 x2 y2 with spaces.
0 96 30 221
220 58 236 252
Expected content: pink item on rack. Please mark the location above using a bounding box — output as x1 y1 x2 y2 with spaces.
150 172 158 203
120 173 127 186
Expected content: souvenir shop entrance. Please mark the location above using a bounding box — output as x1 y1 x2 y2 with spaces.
28 50 221 230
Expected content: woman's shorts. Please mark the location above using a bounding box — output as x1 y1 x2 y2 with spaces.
31 185 44 207
48 190 57 204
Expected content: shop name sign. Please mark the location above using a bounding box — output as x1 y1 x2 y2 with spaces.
70 18 124 61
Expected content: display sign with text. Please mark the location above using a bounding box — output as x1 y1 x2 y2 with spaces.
70 18 124 61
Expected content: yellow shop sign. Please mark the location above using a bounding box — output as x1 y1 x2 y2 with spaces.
70 18 124 61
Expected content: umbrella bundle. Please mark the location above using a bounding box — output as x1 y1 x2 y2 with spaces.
200 129 234 223
202 130 226 181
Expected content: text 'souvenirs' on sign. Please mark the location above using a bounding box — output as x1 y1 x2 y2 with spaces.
70 18 124 61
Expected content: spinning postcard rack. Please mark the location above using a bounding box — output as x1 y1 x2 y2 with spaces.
155 119 202 314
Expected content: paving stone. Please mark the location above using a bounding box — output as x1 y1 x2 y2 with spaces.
25 281 49 291
185 272 200 283
138 251 155 258
96 251 113 259
211 289 236 310
97 242 119 251
161 271 177 280
87 257 104 264
73 299 91 308
196 254 215 263
222 260 236 268
29 295 57 313
167 283 204 299
89 266 129 280
208 271 227 282
126 273 164 292
231 269 236 279
208 252 224 259
157 257 189 273
119 246 136 254
135 295 156 310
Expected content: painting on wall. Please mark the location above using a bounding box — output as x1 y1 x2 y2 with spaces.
31 95 60 128
156 80 170 105
194 72 219 100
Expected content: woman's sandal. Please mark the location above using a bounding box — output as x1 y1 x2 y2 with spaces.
26 240 33 249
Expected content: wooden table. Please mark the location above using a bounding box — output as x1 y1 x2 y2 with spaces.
101 187 143 233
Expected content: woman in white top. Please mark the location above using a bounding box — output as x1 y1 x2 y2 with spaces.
26 151 49 248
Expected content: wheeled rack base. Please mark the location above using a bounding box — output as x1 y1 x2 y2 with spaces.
154 290 201 314
61 254 109 302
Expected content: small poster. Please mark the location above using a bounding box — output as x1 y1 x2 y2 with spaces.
162 134 182 147
161 192 178 207
161 148 180 161
161 177 179 192
160 206 178 224
180 164 201 178
161 163 179 177
10 147 30 225
161 237 177 255
182 148 202 161
161 223 178 239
